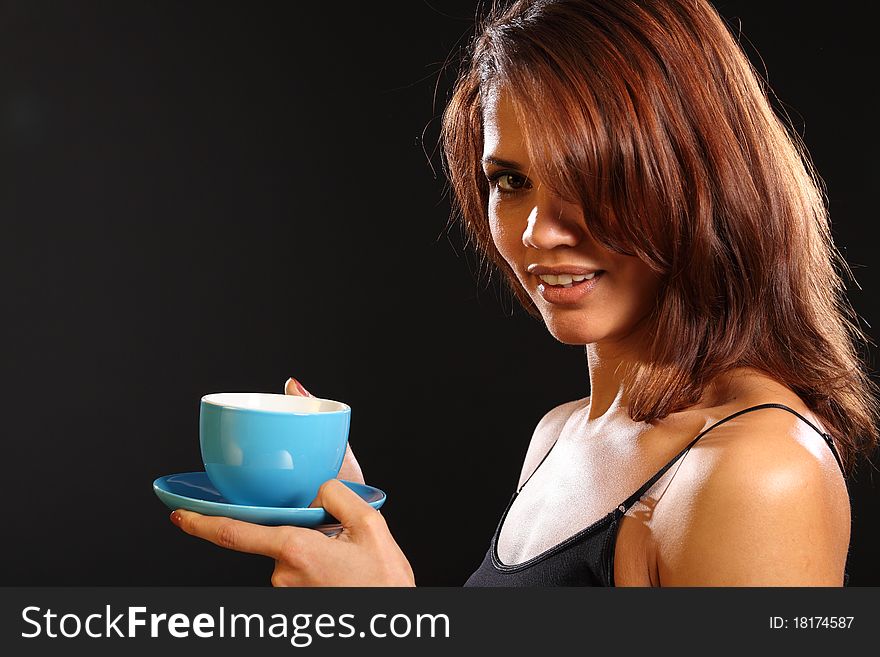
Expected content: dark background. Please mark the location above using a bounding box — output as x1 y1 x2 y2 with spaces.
1 1 876 585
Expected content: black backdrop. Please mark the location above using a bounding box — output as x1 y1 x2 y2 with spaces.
1 1 876 585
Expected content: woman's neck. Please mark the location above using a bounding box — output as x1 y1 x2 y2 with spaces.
584 338 644 421
585 336 761 422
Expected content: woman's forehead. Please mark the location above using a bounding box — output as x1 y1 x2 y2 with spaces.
482 88 529 162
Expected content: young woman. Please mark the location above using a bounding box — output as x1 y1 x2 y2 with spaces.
170 0 879 586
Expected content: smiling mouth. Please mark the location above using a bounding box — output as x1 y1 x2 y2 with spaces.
537 271 603 288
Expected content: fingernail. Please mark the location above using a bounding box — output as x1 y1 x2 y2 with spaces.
289 377 311 397
170 511 182 527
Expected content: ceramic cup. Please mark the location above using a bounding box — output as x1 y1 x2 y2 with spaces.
199 392 350 507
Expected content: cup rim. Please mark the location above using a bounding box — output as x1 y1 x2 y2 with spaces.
200 392 350 416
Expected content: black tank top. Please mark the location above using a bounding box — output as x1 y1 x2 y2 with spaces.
464 403 849 587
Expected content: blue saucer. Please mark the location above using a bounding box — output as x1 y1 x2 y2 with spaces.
153 472 386 533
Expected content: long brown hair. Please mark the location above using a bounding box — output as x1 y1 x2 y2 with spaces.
441 0 880 476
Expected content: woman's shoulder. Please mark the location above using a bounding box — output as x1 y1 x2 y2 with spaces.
695 373 845 482
515 396 590 490
650 379 851 585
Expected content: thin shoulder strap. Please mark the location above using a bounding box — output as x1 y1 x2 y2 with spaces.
769 404 845 474
517 436 561 493
616 403 845 515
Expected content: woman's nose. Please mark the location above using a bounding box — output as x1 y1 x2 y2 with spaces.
521 187 584 250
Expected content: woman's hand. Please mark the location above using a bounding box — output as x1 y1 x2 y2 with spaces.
171 479 416 586
285 377 364 485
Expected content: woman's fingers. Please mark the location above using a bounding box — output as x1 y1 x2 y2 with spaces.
284 377 312 397
171 509 308 559
312 479 382 534
170 494 414 587
282 377 364 484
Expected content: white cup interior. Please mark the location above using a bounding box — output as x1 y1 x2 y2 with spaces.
201 392 349 414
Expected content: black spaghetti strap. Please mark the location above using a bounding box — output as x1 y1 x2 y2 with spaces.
615 403 844 515
764 405 846 475
736 404 845 475
518 437 561 493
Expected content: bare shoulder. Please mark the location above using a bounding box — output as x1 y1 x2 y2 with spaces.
653 395 850 586
516 396 590 489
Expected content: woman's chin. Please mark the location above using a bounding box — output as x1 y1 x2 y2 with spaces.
541 319 598 346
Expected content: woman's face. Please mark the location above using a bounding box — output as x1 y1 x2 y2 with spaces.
481 88 663 346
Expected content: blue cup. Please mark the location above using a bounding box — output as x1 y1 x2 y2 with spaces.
199 392 351 508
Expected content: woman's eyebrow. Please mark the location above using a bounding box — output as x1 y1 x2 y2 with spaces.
482 156 525 170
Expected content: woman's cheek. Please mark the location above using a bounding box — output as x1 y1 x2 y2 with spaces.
488 209 515 262
490 209 534 296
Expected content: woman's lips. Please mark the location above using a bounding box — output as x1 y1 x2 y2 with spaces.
536 271 604 304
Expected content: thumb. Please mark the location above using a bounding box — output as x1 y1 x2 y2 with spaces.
284 377 312 397
312 479 380 534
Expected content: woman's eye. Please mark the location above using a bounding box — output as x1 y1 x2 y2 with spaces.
488 172 532 194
